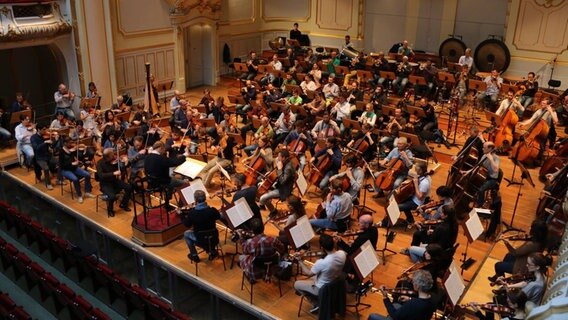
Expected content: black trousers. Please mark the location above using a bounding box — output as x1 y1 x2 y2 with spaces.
101 180 132 211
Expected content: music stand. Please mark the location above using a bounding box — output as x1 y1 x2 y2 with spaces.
80 97 99 109
287 39 301 48
503 160 535 234
347 240 379 313
461 208 485 274
381 105 396 117
174 157 207 179
355 158 377 216
378 197 399 265
409 75 426 87
290 104 308 117
342 118 361 131
9 110 32 125
115 111 131 123
223 197 255 230
157 80 174 114
379 71 396 96
227 133 244 146
407 106 426 119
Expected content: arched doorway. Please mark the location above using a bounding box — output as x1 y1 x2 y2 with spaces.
0 45 65 117
183 23 214 89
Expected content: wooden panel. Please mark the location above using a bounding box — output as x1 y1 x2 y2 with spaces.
115 45 176 100
513 0 568 53
316 0 353 30
262 0 310 21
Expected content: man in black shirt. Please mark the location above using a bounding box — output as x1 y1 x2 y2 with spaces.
180 190 221 262
289 23 301 40
96 148 132 217
31 125 57 190
144 141 188 208
369 270 436 320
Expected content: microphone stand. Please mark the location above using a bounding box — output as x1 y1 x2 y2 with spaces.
504 137 524 186
356 158 377 216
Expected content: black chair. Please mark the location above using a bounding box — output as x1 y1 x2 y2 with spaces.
298 274 347 319
190 228 226 276
241 252 282 304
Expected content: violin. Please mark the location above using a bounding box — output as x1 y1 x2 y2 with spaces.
490 272 536 287
231 229 256 241
459 303 515 317
397 261 432 280
371 286 417 297
287 251 326 261
412 200 445 215
333 223 380 238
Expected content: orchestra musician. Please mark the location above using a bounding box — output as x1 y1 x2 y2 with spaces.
50 111 69 130
322 74 340 105
397 40 414 57
243 116 274 156
31 124 57 190
329 154 364 202
15 114 36 167
96 148 132 217
100 110 121 147
59 136 95 204
260 54 283 87
241 136 273 180
451 126 484 161
54 83 76 120
468 141 500 208
496 89 524 118
386 162 431 228
347 123 376 162
477 69 503 109
127 136 147 182
272 194 305 242
198 125 236 188
342 34 354 51
259 149 296 218
169 90 182 112
282 120 313 172
369 52 390 88
230 173 262 225
166 128 188 158
180 190 222 263
300 74 318 98
343 52 366 87
308 63 322 87
79 103 101 142
458 48 474 70
466 288 527 320
310 112 341 143
325 51 341 77
331 93 351 133
518 96 558 160
280 73 297 98
293 234 347 314
403 205 459 263
198 89 214 115
359 103 377 127
310 179 353 232
454 64 470 104
379 108 406 156
173 99 190 130
239 218 286 282
0 108 11 143
310 137 343 194
414 59 438 99
239 51 260 81
488 220 548 282
86 82 99 99
10 92 32 112
517 72 539 116
369 270 436 320
289 22 301 41
414 98 438 138
370 85 388 110
373 137 414 198
236 80 257 115
415 185 453 221
111 95 130 114
70 120 96 167
271 104 296 149
392 56 412 96
492 252 549 305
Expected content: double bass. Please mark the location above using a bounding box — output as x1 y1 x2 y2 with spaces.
493 100 519 149
511 108 550 164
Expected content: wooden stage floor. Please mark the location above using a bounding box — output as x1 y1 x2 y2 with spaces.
0 82 562 319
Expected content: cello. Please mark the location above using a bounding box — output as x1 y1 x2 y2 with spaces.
308 152 332 187
539 138 568 179
511 107 550 164
244 148 266 186
374 157 405 192
493 100 519 149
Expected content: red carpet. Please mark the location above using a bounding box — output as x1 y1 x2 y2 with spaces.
134 208 182 231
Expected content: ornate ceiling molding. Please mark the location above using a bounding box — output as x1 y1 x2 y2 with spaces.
534 0 564 8
0 2 71 42
169 0 221 16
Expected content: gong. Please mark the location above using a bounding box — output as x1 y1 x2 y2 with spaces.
439 38 466 63
474 39 511 73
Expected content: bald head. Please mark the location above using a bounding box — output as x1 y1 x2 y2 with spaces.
359 214 374 229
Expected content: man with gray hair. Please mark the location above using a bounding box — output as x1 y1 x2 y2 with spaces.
179 190 221 263
369 269 436 320
54 83 76 120
96 148 132 217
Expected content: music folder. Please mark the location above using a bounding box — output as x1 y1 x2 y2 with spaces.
464 208 485 243
386 197 401 226
180 179 209 205
223 197 254 229
284 215 315 249
443 260 466 306
174 157 207 179
349 240 380 281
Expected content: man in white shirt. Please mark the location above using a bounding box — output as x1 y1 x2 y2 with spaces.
294 234 346 313
53 83 76 120
170 90 181 112
332 94 352 132
322 75 340 105
15 114 36 167
458 48 474 70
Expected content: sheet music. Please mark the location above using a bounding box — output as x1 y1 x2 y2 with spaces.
444 260 466 306
216 162 231 180
475 208 492 215
225 198 254 228
387 197 401 226
180 180 209 205
289 216 315 248
296 171 308 196
353 241 380 279
466 209 485 242
174 157 207 179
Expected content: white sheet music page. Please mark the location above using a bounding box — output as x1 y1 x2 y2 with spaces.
180 180 210 205
387 197 401 226
289 216 315 248
225 198 254 228
466 209 485 242
444 260 466 306
174 157 207 179
296 171 308 196
353 240 380 279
